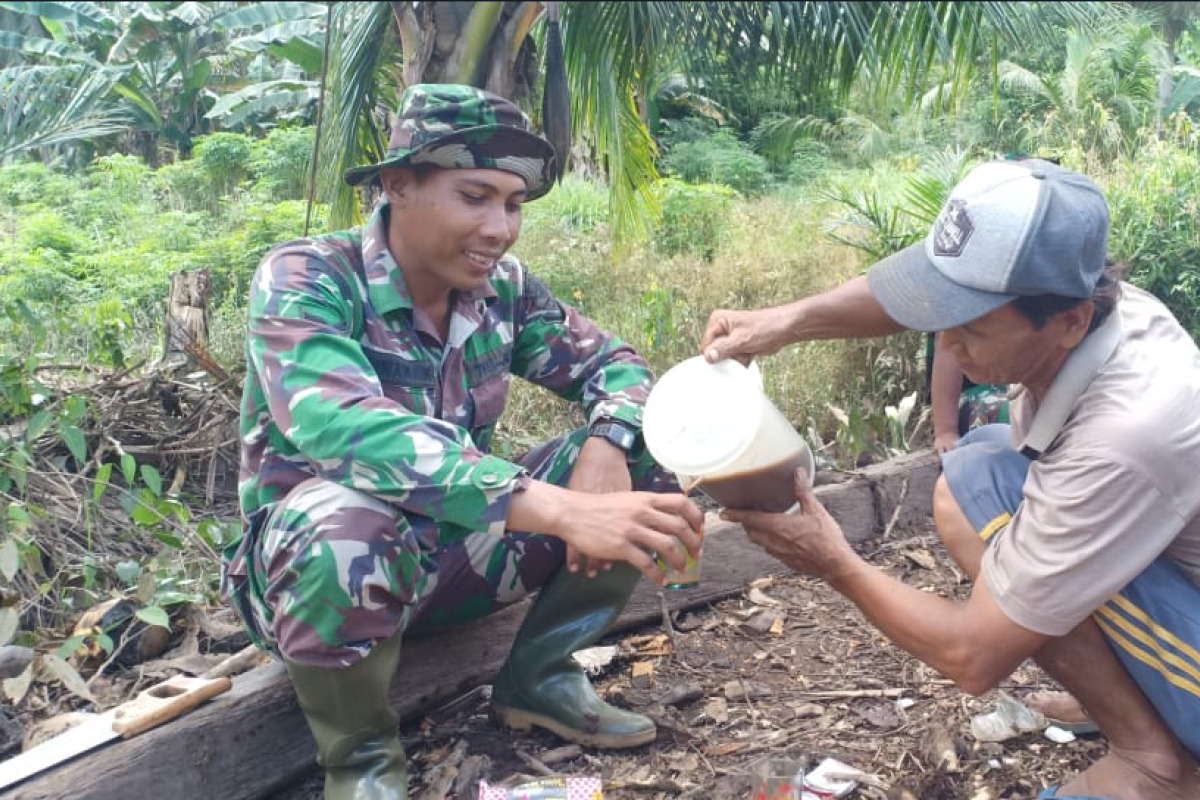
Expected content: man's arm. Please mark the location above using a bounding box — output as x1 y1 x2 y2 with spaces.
701 276 905 363
726 470 1049 694
931 333 966 453
829 551 1048 693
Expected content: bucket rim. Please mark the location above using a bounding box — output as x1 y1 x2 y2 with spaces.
643 356 766 476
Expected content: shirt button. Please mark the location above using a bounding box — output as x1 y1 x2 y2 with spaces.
480 472 499 485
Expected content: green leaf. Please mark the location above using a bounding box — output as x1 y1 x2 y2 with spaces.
5 503 30 534
63 394 87 424
58 423 87 465
42 653 97 703
153 590 202 607
120 452 136 484
181 58 212 93
0 537 17 582
264 36 324 73
54 633 87 661
0 607 17 646
140 464 162 496
0 1 117 31
135 605 171 631
24 408 52 441
115 559 141 585
92 462 112 502
131 496 161 526
135 570 156 604
151 530 184 549
212 2 326 31
94 632 113 653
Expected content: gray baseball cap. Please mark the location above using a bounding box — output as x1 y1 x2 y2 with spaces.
866 159 1110 332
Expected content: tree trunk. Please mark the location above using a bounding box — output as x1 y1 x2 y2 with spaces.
161 269 212 367
393 1 541 102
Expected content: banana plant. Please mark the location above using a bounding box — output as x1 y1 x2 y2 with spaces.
0 1 326 163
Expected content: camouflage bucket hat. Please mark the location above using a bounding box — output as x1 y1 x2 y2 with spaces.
343 83 558 200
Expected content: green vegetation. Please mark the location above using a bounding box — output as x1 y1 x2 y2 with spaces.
2 0 1200 706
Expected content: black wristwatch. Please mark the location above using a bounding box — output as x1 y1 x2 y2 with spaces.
588 419 638 452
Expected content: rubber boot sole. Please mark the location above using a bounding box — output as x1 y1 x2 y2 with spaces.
492 703 657 749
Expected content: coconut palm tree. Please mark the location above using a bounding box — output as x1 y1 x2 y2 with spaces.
312 1 1109 242
997 22 1165 162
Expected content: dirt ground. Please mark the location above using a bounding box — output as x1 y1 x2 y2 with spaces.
270 525 1103 800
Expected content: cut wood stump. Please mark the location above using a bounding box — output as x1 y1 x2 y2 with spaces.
5 449 939 800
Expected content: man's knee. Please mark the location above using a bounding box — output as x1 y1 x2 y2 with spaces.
934 473 986 577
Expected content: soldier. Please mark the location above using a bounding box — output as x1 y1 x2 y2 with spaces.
222 84 704 800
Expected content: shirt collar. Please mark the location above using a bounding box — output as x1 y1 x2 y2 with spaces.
1018 306 1122 459
361 199 497 318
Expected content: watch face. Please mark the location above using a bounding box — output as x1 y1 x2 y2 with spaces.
593 422 636 450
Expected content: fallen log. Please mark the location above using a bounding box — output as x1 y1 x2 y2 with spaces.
5 449 938 800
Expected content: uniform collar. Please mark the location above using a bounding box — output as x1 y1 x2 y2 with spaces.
361 199 497 318
1018 306 1122 459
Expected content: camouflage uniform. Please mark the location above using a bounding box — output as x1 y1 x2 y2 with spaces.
221 197 677 669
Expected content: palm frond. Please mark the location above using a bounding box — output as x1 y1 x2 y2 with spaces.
560 2 678 246
0 63 128 161
316 1 398 228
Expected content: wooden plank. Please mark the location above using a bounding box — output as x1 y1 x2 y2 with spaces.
5 450 939 800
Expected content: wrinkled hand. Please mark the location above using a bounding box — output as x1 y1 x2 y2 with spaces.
700 307 791 365
934 430 959 455
720 468 858 583
565 437 633 577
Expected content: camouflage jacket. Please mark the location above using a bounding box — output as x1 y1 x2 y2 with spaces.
234 200 654 546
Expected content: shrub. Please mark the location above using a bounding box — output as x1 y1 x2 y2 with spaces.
524 174 610 234
194 132 254 204
653 178 735 261
250 127 313 201
155 160 210 213
785 140 836 186
662 130 771 195
16 211 89 256
1106 141 1200 339
0 162 77 211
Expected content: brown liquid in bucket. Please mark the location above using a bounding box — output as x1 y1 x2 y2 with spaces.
692 450 810 512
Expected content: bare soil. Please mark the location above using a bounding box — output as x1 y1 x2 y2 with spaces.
273 527 1102 800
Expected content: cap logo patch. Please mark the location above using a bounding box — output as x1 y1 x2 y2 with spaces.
932 199 973 257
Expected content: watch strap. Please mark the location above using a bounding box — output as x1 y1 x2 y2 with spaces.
588 419 638 451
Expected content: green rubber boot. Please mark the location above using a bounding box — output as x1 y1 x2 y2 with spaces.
492 562 656 748
285 631 408 800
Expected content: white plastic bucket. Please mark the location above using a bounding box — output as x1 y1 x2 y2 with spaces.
643 356 813 512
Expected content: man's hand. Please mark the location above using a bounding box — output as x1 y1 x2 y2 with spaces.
556 489 704 585
509 472 704 587
934 430 960 455
565 437 633 577
720 468 859 583
700 277 904 365
700 307 792 365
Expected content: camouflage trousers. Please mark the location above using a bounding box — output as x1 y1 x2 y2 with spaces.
223 428 678 668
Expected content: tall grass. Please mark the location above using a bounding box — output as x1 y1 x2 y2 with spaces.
509 179 886 454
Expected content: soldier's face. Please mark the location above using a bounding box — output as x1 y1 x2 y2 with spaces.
383 166 526 298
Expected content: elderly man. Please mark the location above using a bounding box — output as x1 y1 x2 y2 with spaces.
222 84 702 800
702 158 1200 800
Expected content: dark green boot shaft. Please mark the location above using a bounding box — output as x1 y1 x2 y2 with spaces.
285 631 408 800
492 562 655 748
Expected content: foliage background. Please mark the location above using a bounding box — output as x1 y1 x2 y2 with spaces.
1 0 1199 707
